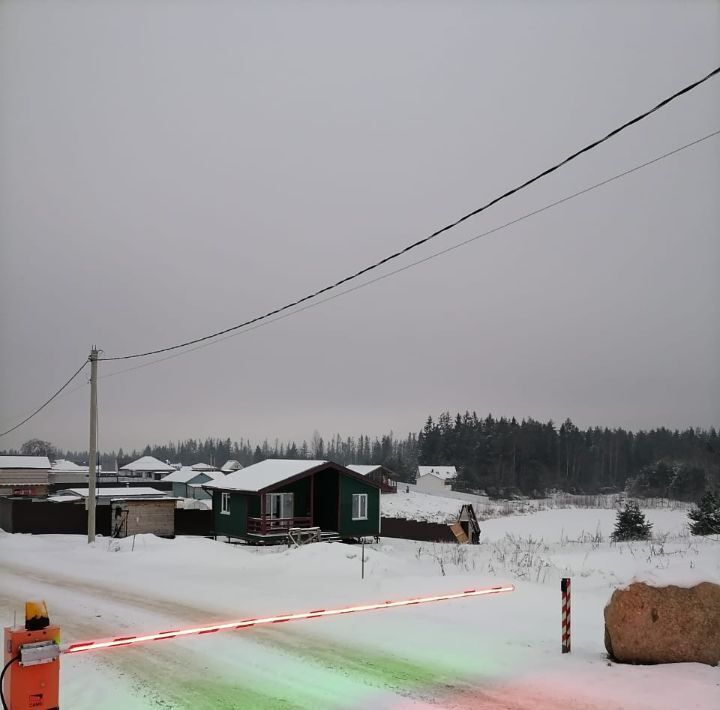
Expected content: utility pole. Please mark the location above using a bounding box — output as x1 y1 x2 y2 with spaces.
88 347 98 543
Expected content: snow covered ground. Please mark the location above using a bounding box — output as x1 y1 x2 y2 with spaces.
1 508 719 709
381 489 689 525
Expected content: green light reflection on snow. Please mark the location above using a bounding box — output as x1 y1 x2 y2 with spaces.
163 632 513 709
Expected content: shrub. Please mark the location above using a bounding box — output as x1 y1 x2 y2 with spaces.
611 501 652 542
688 491 720 536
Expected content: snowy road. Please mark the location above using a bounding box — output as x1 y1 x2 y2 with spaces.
1 560 600 710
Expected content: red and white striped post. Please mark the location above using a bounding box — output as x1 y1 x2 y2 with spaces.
561 577 571 653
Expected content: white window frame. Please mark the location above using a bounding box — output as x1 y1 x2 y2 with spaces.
267 492 294 519
352 493 368 521
221 492 230 515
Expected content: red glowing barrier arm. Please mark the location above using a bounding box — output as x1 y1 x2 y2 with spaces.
62 584 514 655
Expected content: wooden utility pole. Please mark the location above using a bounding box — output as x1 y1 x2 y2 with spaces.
88 347 98 543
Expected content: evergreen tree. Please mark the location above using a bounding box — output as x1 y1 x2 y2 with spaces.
611 501 653 542
688 491 720 536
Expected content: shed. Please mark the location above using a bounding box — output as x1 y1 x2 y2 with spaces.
110 499 175 538
50 487 176 538
205 459 381 543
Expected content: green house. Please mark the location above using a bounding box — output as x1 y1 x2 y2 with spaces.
205 459 381 543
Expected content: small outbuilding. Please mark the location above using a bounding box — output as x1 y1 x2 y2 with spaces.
51 487 177 538
205 459 381 544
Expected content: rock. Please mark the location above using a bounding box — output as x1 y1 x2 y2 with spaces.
604 581 720 666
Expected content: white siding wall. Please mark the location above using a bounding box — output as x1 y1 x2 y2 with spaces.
415 474 451 493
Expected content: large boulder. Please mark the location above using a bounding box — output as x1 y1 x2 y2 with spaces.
604 581 720 666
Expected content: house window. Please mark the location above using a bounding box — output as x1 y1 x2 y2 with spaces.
267 492 294 519
221 492 230 515
352 493 368 520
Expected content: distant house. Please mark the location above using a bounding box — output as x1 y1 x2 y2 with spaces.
205 459 381 543
120 456 176 481
49 459 94 487
51 459 85 472
346 464 398 494
188 462 217 473
221 460 243 473
415 466 457 493
0 456 51 496
161 465 225 500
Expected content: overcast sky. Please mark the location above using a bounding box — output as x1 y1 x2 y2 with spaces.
1 0 719 453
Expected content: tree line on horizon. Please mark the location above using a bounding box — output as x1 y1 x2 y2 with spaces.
4 411 719 501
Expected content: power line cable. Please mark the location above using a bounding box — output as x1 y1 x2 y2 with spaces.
99 65 720 363
97 128 720 381
3 130 714 440
0 359 89 438
0 376 91 430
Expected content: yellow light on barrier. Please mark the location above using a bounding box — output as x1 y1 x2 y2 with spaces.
25 600 49 631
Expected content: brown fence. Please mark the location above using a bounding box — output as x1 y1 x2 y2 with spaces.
1 500 457 543
0 498 111 535
380 517 456 543
175 508 212 535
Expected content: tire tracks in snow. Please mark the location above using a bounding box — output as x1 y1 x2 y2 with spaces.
0 559 602 709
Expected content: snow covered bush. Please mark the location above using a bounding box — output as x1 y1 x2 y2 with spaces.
611 502 652 542
688 491 720 536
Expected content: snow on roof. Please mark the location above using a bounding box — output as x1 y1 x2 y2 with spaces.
221 460 243 473
120 456 175 472
205 459 328 493
190 463 217 472
162 467 226 483
161 467 202 483
179 498 212 510
51 459 86 472
47 495 84 503
347 464 383 476
58 487 169 499
0 456 51 469
417 466 457 481
206 471 227 481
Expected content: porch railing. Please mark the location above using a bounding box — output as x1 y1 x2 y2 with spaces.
247 516 312 535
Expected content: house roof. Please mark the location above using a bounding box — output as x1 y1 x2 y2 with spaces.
47 495 84 503
120 456 175 473
347 464 383 476
162 467 226 484
58 487 169 499
190 463 217 472
51 459 85 471
205 459 381 494
162 466 203 483
417 466 457 481
206 459 327 493
221 460 243 473
0 456 51 470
